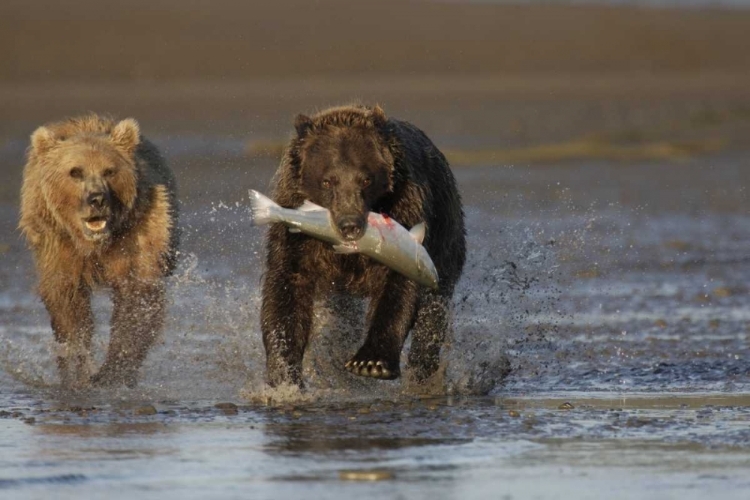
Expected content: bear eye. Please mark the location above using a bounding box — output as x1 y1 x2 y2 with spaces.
103 168 115 178
321 179 331 189
69 167 83 180
362 177 371 188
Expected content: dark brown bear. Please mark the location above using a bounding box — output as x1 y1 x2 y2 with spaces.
261 104 466 387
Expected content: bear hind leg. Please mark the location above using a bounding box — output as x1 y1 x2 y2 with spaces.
406 290 451 383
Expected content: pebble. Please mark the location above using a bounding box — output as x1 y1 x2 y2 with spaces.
134 405 157 416
508 410 521 418
215 403 239 415
713 286 734 298
339 470 394 481
214 402 237 410
625 417 650 428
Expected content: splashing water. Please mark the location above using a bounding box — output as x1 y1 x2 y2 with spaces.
3 157 750 403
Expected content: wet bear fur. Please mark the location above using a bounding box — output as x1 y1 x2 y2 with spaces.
261 104 466 387
19 114 179 389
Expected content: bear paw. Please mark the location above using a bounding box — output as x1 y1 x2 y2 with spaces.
345 358 400 380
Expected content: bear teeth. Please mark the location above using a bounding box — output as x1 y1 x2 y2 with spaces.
85 219 107 231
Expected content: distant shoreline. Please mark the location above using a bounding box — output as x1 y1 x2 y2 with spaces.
2 73 748 147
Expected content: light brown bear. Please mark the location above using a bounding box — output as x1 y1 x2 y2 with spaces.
19 114 179 389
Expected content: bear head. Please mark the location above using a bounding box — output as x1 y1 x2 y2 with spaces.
29 117 140 245
291 105 394 241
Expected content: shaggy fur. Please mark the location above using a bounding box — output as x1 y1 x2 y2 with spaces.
19 114 179 389
261 104 466 387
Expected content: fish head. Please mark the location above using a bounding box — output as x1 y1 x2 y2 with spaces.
295 122 393 241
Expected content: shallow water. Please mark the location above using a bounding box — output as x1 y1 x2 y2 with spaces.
1 151 749 498
2 393 750 500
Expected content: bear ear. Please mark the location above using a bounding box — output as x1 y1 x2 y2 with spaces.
294 114 313 138
371 104 387 128
30 126 57 154
111 118 141 155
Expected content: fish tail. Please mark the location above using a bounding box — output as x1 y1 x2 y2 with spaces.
248 189 279 226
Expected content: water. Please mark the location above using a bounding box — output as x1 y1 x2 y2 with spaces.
1 150 749 498
2 394 750 500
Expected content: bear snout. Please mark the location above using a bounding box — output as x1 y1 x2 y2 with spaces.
336 215 366 241
86 191 107 209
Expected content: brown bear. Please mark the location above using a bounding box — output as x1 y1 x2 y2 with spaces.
19 114 179 389
260 104 466 387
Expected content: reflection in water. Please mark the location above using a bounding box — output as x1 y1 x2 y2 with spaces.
0 474 88 489
29 421 175 463
264 420 470 455
0 393 749 498
36 422 170 438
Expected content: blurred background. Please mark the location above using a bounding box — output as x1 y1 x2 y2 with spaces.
1 0 749 207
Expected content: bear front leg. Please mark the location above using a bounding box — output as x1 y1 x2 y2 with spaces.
39 278 94 389
260 269 315 387
91 282 166 388
346 273 419 380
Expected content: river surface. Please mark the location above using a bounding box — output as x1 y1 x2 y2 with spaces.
1 150 749 499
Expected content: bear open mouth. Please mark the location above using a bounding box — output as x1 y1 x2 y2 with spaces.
84 217 108 232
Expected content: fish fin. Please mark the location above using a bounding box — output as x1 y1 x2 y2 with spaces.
332 243 359 254
409 222 426 244
288 227 302 233
248 190 279 226
299 200 326 212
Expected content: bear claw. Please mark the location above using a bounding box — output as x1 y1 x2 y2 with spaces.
345 359 399 380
